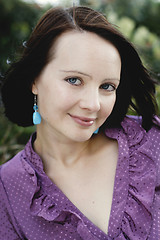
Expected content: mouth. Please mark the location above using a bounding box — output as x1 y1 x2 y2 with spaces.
68 114 96 127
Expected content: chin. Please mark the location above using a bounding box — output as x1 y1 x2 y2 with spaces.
70 131 93 142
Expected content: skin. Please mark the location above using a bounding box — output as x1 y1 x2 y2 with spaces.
32 30 121 160
32 30 121 233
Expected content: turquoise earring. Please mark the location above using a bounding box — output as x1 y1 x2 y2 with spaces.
33 95 41 125
94 128 99 134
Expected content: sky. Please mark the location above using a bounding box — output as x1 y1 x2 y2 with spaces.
23 0 79 6
23 0 160 6
23 0 63 5
22 0 160 8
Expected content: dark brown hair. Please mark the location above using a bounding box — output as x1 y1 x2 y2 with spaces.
1 6 158 130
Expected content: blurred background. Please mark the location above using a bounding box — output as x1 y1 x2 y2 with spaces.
0 0 160 164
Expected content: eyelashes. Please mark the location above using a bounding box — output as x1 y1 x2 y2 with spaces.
65 77 82 86
65 77 117 91
100 83 116 91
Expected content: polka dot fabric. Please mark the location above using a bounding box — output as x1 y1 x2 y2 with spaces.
0 116 160 240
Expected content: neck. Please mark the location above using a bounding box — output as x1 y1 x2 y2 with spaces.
33 125 93 170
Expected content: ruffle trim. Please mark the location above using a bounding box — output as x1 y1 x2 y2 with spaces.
21 147 103 240
21 116 156 240
106 116 156 239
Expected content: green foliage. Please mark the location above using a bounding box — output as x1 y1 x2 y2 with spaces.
156 85 160 114
110 0 160 37
0 108 35 164
0 0 160 163
0 0 46 74
0 0 45 164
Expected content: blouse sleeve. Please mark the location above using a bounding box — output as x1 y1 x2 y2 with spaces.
147 123 160 238
0 169 22 240
149 123 160 185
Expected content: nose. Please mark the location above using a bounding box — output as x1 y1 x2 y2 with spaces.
79 88 100 112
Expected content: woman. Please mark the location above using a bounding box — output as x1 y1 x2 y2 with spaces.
0 6 160 240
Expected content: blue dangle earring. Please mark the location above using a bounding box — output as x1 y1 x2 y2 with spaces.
33 95 41 125
94 128 99 134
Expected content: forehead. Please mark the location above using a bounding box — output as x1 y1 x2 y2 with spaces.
51 30 121 63
45 30 121 80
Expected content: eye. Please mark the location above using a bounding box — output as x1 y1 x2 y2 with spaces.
100 83 116 91
65 77 82 86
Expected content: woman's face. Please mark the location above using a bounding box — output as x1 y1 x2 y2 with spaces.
32 31 121 142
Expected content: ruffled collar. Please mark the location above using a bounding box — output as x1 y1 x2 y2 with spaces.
21 116 156 240
106 116 156 239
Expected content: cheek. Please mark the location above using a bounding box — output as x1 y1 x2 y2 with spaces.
38 86 77 117
37 86 55 117
101 95 116 119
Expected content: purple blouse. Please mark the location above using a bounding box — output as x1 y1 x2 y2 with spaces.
0 116 160 240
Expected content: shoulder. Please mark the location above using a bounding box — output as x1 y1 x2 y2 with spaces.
0 144 37 198
122 115 160 186
0 133 38 184
0 151 24 181
0 141 39 216
0 150 28 200
105 115 160 168
121 115 160 154
126 115 160 145
121 115 160 138
0 144 38 239
147 116 160 141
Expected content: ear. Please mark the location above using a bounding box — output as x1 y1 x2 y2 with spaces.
31 81 38 95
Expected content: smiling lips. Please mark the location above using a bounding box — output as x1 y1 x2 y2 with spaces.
69 114 96 127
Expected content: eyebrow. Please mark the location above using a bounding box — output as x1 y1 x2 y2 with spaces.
60 70 120 81
60 70 92 78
